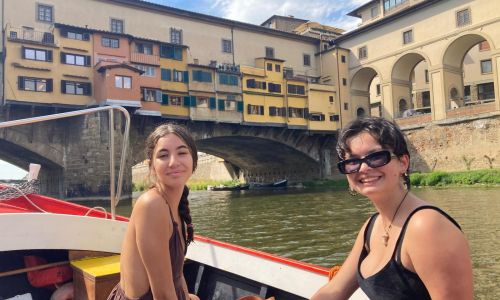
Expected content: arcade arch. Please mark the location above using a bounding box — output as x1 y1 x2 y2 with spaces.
351 67 379 118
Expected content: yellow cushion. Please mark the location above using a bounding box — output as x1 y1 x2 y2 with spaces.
70 255 120 277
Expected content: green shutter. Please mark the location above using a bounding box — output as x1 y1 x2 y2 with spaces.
183 96 191 107
209 97 216 110
218 99 225 111
237 101 243 112
190 96 197 107
183 71 189 83
162 93 169 105
161 68 169 81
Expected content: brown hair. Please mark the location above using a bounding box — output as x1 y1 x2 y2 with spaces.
145 123 198 246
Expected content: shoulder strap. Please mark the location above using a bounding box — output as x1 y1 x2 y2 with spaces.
394 205 461 261
363 213 379 253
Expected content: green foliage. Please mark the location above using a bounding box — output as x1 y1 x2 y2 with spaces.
410 169 500 186
132 181 148 192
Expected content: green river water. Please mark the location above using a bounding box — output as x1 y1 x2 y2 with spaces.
102 186 499 299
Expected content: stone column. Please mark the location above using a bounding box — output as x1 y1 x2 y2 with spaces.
492 50 500 111
428 64 463 120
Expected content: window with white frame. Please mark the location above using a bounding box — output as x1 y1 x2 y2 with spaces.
102 37 119 48
62 53 89 66
136 42 153 55
222 39 232 53
110 18 124 33
18 76 52 92
225 99 237 111
62 80 91 95
142 88 161 102
136 65 156 77
358 46 367 59
37 4 53 23
115 76 131 89
456 8 471 27
170 28 182 45
481 59 492 74
23 47 52 61
403 29 413 44
173 70 184 82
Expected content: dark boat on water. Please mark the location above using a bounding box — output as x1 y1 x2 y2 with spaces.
250 179 288 189
209 184 250 191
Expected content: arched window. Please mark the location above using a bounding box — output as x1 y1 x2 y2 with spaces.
399 98 408 114
450 87 459 99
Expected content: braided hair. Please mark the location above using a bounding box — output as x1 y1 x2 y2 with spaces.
145 123 198 247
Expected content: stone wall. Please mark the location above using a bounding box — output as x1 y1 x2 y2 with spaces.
404 116 499 172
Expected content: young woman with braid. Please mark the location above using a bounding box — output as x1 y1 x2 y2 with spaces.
108 124 200 300
311 117 473 300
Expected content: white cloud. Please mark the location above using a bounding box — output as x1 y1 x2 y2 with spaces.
207 0 367 31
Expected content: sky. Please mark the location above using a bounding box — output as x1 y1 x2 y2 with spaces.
145 0 367 32
0 0 368 179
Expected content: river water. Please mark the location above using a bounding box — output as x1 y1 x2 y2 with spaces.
108 186 499 299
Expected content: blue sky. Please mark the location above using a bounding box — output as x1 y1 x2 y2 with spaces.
145 0 367 31
0 0 368 179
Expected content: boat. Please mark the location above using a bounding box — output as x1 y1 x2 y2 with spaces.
0 107 368 300
209 183 250 191
250 179 288 189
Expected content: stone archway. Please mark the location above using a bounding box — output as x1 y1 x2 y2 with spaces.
351 67 379 119
391 52 430 118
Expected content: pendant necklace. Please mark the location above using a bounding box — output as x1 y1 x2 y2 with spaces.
381 190 409 247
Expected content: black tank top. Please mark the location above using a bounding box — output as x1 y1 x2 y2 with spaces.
357 206 461 300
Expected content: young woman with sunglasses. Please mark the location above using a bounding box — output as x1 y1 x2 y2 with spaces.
108 124 200 300
311 117 473 300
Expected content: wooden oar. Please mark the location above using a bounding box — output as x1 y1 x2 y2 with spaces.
0 260 69 278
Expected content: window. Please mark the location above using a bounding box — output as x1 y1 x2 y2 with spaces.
267 63 273 71
61 80 91 95
192 70 212 83
136 43 153 55
61 29 90 41
357 107 366 118
269 107 286 117
22 47 52 61
480 59 492 74
61 52 90 66
342 78 347 86
246 79 266 90
330 114 340 121
219 73 239 86
358 46 367 59
102 37 119 48
222 39 232 53
344 103 349 110
110 19 124 33
136 65 156 77
341 55 346 63
265 47 275 58
287 84 305 95
268 83 281 93
478 83 494 100
275 64 281 72
289 107 306 118
224 99 237 111
283 68 294 79
371 6 379 18
456 9 471 27
424 69 429 83
309 113 325 121
376 84 381 95
303 54 311 66
18 76 52 92
142 88 161 102
403 30 413 44
170 96 182 106
170 28 182 45
196 97 209 108
37 4 53 23
329 95 334 103
478 41 490 51
115 76 131 89
383 0 408 12
173 70 184 82
160 44 183 60
247 104 264 115
422 91 431 107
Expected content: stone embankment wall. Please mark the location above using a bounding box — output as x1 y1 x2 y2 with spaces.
404 116 499 172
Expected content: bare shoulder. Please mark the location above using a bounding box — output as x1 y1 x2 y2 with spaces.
407 207 461 236
131 189 169 219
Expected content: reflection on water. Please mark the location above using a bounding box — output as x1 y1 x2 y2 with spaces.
104 186 499 299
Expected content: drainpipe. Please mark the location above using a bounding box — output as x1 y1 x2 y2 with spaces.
231 26 235 66
336 47 343 129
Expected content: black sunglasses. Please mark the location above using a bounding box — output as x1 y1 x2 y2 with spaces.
337 150 398 174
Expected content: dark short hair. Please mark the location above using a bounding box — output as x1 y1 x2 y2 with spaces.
336 117 411 187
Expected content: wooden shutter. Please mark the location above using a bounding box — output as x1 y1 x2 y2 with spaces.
21 46 26 59
183 71 189 83
218 99 225 111
83 33 90 41
46 79 53 92
61 80 67 93
85 83 92 96
85 56 92 66
246 79 255 88
209 97 216 110
47 50 53 62
247 104 251 113
162 93 169 105
60 52 66 63
18 76 25 90
190 96 197 107
237 101 243 112
183 96 191 107
269 106 276 116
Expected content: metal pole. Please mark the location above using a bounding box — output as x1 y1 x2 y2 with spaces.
109 109 116 220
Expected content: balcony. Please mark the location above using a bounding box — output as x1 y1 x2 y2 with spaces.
7 27 55 46
130 52 160 66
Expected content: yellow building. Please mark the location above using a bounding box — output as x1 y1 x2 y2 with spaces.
159 43 190 119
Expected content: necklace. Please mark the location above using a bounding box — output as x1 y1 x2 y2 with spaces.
381 190 409 247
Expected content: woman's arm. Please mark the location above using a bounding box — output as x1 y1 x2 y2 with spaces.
310 220 368 300
405 209 473 300
134 194 178 300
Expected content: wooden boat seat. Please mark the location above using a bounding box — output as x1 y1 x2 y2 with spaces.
70 255 120 300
